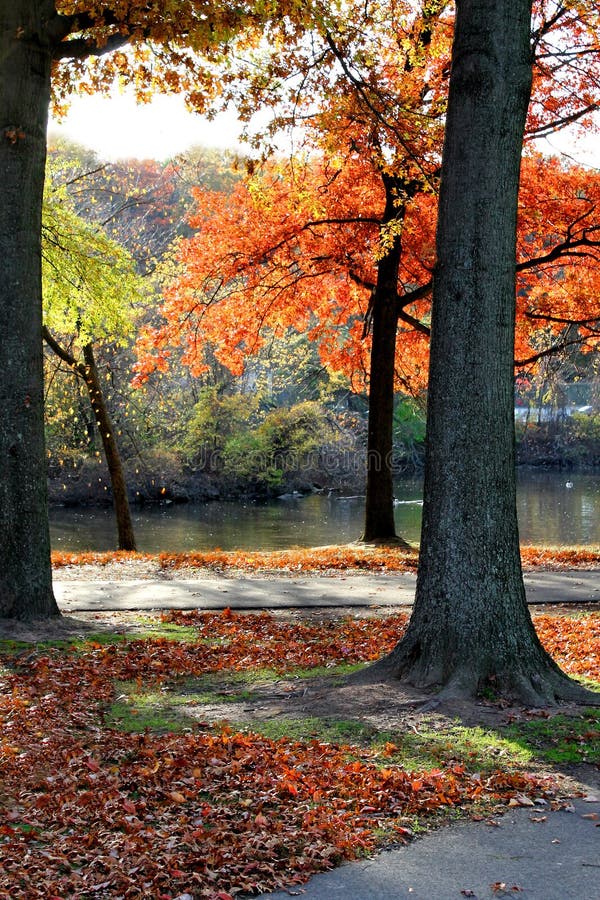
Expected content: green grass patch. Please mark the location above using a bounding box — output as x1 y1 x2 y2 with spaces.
107 683 193 733
0 632 130 654
129 618 203 642
233 717 533 772
503 709 600 765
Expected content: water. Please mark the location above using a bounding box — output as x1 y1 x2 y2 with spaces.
49 471 600 552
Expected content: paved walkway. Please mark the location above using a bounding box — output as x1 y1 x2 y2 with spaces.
54 570 600 612
265 795 600 899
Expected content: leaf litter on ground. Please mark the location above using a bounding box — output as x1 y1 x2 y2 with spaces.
0 608 598 898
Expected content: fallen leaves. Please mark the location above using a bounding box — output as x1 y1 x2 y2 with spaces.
50 544 600 574
0 608 596 897
533 613 600 681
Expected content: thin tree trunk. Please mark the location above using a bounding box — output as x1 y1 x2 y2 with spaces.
0 2 59 619
362 174 410 545
82 344 137 551
363 0 596 704
43 328 137 551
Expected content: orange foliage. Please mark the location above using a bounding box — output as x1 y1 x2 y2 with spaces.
133 2 600 392
135 150 600 392
51 545 600 573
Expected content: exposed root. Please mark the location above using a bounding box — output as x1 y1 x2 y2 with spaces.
353 536 413 549
349 635 600 708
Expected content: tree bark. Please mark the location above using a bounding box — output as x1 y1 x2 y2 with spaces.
43 328 137 551
361 174 410 545
0 2 59 619
365 0 596 704
82 344 137 551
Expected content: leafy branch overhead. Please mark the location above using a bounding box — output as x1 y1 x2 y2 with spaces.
42 172 143 347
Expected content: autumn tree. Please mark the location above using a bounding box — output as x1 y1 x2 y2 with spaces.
0 0 300 619
136 150 600 534
364 0 599 704
137 0 600 543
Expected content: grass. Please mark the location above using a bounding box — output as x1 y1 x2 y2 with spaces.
503 709 600 765
105 663 366 733
0 632 130 653
106 667 599 772
0 621 203 655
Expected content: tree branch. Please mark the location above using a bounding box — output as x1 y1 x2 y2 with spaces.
525 312 600 326
42 325 86 379
52 31 131 62
515 335 590 367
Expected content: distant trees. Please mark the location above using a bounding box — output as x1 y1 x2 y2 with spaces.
136 0 600 545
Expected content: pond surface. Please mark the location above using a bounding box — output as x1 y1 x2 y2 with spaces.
50 470 600 552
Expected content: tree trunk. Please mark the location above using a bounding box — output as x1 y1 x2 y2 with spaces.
43 327 137 552
82 344 137 551
361 175 410 546
0 3 59 619
366 0 594 704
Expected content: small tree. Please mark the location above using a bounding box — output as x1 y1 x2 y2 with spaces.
42 174 143 550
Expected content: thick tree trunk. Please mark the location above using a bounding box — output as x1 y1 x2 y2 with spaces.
362 175 410 545
82 344 137 551
0 3 59 619
367 0 595 704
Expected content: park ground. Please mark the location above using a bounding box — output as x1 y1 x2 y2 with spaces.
0 545 598 898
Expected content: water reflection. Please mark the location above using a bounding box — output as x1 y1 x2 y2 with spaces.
50 471 600 552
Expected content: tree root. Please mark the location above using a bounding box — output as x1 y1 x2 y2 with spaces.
349 637 600 708
353 536 414 549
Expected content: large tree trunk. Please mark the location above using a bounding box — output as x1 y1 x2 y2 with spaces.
362 174 410 545
82 344 137 551
367 0 594 704
0 3 59 619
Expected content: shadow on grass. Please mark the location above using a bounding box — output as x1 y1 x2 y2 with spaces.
106 664 600 774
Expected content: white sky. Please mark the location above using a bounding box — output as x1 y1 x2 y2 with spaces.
49 89 600 167
48 92 246 160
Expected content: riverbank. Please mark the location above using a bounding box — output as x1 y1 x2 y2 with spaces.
47 438 599 508
51 543 600 575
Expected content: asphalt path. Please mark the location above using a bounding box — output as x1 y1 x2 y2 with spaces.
54 570 600 612
264 796 600 900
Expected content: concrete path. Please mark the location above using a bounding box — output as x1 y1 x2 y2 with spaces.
264 795 600 900
54 570 600 612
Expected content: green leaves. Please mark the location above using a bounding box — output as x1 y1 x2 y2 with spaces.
42 171 143 347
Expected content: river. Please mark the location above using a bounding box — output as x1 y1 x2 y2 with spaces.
49 470 600 552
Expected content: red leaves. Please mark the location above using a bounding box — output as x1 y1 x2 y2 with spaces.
1 609 594 896
533 612 600 681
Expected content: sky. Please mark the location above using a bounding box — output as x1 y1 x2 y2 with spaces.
49 88 600 167
48 91 247 161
